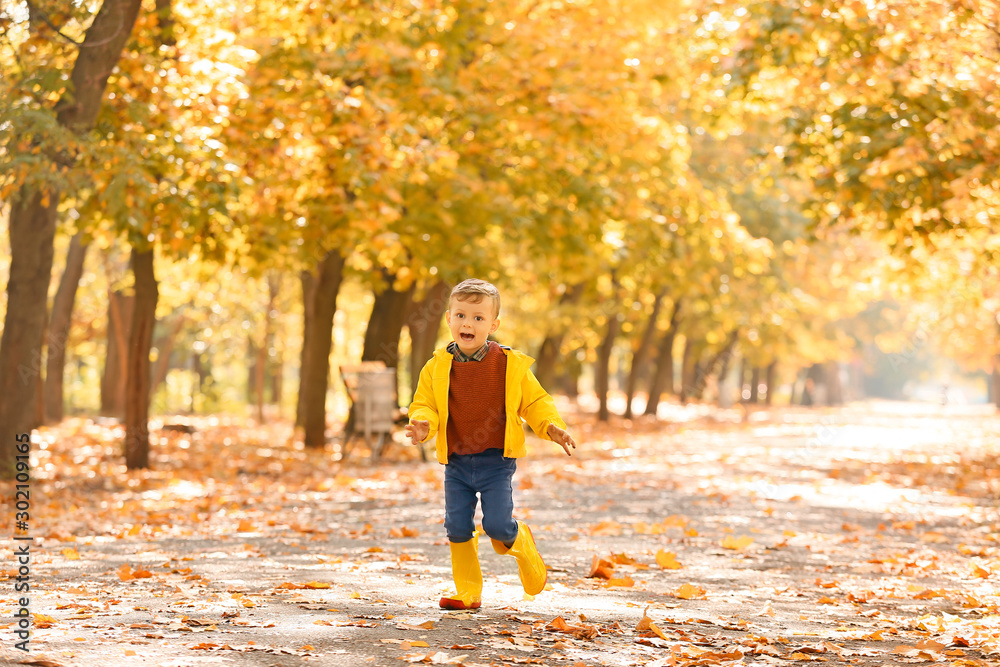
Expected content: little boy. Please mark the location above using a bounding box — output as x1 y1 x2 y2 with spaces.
406 279 576 610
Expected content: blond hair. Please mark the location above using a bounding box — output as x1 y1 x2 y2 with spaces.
450 279 501 318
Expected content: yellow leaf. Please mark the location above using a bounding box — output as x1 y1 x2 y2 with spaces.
655 550 682 570
721 535 754 551
971 564 990 579
62 548 80 560
674 583 707 600
237 520 256 532
684 527 698 537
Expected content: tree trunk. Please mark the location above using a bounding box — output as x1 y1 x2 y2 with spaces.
150 314 187 395
100 290 134 417
748 366 761 403
596 313 621 422
688 330 738 401
124 248 159 470
993 362 1000 410
270 354 283 416
255 338 267 422
361 270 415 394
764 361 777 406
296 269 317 427
0 0 144 478
534 283 585 390
534 335 562 391
678 336 700 404
557 352 582 398
302 251 346 449
716 348 735 407
34 307 49 429
407 280 449 397
44 232 89 423
825 361 843 406
624 288 666 419
192 350 207 412
255 274 279 423
0 193 58 478
802 363 824 406
644 300 682 416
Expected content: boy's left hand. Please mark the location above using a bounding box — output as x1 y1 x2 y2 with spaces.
546 423 577 456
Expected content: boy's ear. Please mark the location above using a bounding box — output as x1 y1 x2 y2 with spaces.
490 317 501 334
445 310 451 325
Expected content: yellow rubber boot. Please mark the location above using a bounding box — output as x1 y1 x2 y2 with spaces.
491 521 547 596
439 534 482 610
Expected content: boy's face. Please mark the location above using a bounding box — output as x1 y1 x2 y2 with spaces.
446 296 500 355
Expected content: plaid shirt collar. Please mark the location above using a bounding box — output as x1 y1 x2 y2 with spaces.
447 341 490 362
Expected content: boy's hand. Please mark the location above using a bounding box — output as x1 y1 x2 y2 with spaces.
405 419 429 446
546 423 577 456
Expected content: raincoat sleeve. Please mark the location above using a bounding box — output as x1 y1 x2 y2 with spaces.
407 358 439 442
517 367 566 440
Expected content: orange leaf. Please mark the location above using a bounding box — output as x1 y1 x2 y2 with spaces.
587 555 615 579
971 564 991 579
636 608 668 639
655 550 682 570
546 617 572 632
605 575 635 588
674 583 707 599
237 520 256 532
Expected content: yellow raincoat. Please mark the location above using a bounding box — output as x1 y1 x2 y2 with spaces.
408 346 567 464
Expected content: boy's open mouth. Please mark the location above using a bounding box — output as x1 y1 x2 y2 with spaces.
460 333 476 341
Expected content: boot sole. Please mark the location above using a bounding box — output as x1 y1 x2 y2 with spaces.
439 597 481 610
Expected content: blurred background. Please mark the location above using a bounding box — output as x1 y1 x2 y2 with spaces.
1 0 998 471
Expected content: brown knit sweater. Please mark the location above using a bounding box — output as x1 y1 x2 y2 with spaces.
446 342 507 455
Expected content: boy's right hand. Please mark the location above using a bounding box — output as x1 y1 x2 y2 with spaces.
405 419 429 446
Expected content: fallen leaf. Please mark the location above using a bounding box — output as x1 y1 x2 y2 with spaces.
655 550 682 570
589 520 623 536
674 583 707 599
636 608 668 639
587 555 615 579
720 535 754 551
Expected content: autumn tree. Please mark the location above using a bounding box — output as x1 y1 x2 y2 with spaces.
0 0 144 477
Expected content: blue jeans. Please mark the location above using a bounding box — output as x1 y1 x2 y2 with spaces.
444 449 519 544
